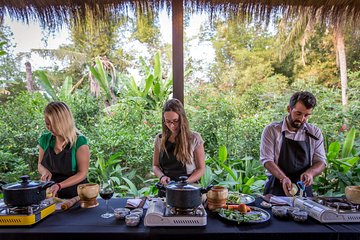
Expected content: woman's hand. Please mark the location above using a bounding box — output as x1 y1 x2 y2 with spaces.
39 164 52 181
160 175 171 185
48 183 61 197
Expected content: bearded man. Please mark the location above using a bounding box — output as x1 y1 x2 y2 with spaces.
260 91 326 197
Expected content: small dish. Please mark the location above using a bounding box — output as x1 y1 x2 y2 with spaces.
286 207 300 218
272 206 288 218
125 213 141 226
292 210 308 222
130 208 144 218
114 208 130 220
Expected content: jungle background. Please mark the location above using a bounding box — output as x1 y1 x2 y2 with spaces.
0 8 359 198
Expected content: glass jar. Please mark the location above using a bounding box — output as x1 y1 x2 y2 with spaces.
272 206 288 218
292 210 308 222
125 213 141 226
114 208 130 220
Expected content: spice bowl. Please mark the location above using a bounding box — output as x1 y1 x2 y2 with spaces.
114 208 130 220
286 207 300 218
130 208 144 218
272 206 288 218
125 213 141 226
292 210 308 222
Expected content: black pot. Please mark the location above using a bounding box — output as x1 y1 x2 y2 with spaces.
0 175 54 206
157 176 212 209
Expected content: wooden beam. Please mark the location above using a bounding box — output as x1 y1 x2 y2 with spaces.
172 0 184 104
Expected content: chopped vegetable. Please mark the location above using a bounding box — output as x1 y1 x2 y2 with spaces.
219 208 262 223
239 203 247 213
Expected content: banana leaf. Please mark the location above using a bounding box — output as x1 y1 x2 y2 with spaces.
341 127 356 158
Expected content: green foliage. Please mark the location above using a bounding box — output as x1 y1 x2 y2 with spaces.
0 92 47 182
89 57 114 104
203 146 266 194
34 70 59 101
124 51 173 109
315 127 360 196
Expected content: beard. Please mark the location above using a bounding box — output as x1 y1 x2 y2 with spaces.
288 114 303 129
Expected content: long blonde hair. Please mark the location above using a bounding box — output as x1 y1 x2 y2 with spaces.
160 98 192 165
44 101 80 149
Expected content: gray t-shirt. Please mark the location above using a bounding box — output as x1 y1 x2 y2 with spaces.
260 117 327 176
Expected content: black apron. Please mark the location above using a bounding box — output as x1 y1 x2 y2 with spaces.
41 136 87 199
157 138 189 197
159 140 188 182
264 130 313 197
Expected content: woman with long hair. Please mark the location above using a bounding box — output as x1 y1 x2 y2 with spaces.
153 98 205 184
38 101 90 198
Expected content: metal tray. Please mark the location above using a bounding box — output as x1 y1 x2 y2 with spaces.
218 206 271 224
227 192 256 205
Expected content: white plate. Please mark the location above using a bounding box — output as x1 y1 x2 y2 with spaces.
227 192 255 205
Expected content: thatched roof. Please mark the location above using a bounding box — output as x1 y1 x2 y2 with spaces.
0 0 360 29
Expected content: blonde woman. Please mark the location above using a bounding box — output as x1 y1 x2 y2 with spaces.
38 101 90 198
153 98 205 185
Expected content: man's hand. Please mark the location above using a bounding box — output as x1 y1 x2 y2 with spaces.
300 172 313 186
281 177 293 197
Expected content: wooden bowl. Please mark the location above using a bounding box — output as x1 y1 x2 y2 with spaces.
77 183 100 201
206 186 228 210
345 186 360 204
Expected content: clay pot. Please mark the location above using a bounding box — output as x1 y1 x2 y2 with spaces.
345 186 360 204
206 186 228 210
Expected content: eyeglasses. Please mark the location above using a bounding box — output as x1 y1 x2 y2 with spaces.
164 119 179 126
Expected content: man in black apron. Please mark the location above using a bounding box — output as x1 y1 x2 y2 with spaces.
261 91 326 197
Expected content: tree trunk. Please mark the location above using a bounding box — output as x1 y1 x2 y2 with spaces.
335 23 348 110
25 62 33 92
89 72 100 98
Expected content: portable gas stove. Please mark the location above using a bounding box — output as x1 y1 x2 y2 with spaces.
0 199 56 226
294 197 360 223
144 198 207 226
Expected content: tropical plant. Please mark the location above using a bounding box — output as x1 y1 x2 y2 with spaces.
124 51 172 109
34 70 81 101
315 127 360 196
88 151 137 197
205 145 266 194
89 56 118 106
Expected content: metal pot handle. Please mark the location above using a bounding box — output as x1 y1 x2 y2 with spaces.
155 182 165 190
200 184 213 194
40 181 55 191
0 180 7 191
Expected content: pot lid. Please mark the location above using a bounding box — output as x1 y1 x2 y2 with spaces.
166 176 200 191
2 175 43 190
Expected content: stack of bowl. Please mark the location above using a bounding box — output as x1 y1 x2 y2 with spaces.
206 186 228 210
345 186 360 204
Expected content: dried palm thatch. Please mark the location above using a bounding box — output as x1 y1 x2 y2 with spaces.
0 0 360 29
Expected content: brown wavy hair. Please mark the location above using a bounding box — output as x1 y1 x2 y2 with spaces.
160 98 192 165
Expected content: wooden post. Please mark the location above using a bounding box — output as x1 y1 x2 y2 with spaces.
172 0 184 104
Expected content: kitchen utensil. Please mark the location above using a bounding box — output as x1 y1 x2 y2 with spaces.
77 183 99 208
156 176 212 209
207 186 228 210
0 175 54 207
345 186 360 204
